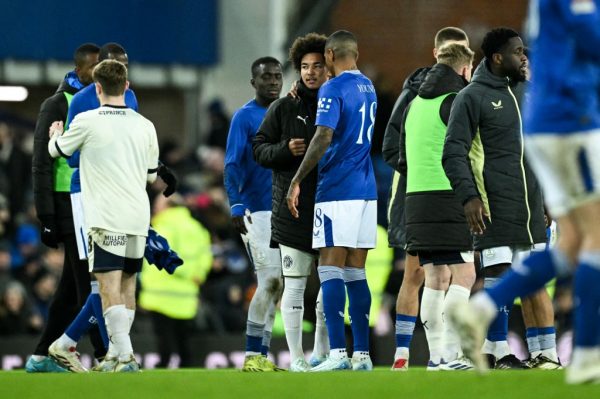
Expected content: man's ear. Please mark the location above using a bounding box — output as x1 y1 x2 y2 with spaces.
125 80 130 90
95 82 102 96
492 53 502 65
250 78 256 88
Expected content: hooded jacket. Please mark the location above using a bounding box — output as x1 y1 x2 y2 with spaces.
381 67 429 248
253 83 319 254
399 63 471 251
442 60 546 250
32 72 83 234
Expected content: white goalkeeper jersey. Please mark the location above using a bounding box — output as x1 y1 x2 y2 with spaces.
50 105 159 236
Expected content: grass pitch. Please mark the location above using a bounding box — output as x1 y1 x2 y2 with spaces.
1 368 599 399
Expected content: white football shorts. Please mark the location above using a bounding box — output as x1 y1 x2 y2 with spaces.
279 244 318 277
480 243 546 268
525 129 600 217
70 192 89 260
240 210 281 270
312 200 377 249
87 228 145 274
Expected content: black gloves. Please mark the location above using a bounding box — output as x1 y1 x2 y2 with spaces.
38 215 59 249
157 162 178 197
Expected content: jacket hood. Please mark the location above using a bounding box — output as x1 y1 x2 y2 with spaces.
418 63 468 99
402 66 430 94
55 71 85 95
471 59 510 89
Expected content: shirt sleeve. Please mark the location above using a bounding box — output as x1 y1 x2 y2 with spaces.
315 83 342 130
223 110 249 217
51 114 88 158
147 122 160 183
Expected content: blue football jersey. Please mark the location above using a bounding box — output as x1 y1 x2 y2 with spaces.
314 70 378 202
524 0 600 134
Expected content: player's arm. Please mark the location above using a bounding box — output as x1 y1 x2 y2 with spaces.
48 114 87 158
224 111 250 234
442 91 487 234
382 87 417 171
286 126 333 218
147 123 160 184
397 103 412 176
253 101 298 170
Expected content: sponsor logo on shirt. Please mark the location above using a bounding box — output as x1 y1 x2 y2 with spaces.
99 110 126 115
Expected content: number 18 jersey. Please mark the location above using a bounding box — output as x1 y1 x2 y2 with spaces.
315 70 378 203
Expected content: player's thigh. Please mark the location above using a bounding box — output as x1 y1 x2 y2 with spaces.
280 244 317 277
313 200 369 249
243 211 280 270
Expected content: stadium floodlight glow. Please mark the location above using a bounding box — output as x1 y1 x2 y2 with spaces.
0 86 28 102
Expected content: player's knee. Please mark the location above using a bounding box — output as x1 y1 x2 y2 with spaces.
403 265 424 288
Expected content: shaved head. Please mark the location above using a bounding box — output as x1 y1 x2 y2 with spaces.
325 30 358 59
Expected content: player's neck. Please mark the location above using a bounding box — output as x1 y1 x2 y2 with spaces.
332 61 358 77
99 94 126 107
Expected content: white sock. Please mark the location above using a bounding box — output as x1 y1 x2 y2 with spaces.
421 287 446 363
281 276 307 361
313 288 330 358
262 300 276 351
443 284 471 362
31 355 47 361
482 339 496 356
329 348 347 360
57 333 77 350
104 304 133 362
247 268 281 339
493 341 511 359
570 347 600 368
126 308 135 331
394 347 409 360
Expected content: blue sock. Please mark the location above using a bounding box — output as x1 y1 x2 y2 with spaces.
245 320 264 354
395 314 417 349
89 292 109 348
573 253 600 347
487 249 569 309
318 266 347 350
345 268 371 352
65 293 96 342
526 327 540 355
485 277 511 343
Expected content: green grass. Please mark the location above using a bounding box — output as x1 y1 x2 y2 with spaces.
1 368 599 399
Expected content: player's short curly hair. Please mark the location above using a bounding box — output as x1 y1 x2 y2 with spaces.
288 33 327 72
481 27 519 60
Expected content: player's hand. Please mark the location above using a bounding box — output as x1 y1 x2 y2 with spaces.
232 215 247 235
464 197 488 235
287 180 301 218
288 138 306 156
49 121 64 138
38 215 59 249
287 80 300 99
157 162 178 197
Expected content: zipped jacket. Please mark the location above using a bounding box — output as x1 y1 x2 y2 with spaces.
442 60 546 250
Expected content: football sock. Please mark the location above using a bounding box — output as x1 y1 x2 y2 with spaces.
126 308 135 331
526 327 541 358
262 300 276 356
573 252 600 348
318 266 347 352
538 326 558 362
64 293 96 343
420 287 445 364
247 267 281 357
395 314 416 360
281 276 307 361
104 304 133 362
89 288 109 348
345 267 371 353
486 249 571 310
443 284 471 361
313 288 330 358
484 277 511 357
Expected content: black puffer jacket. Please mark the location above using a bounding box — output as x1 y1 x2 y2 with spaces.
400 63 471 252
442 60 546 250
32 76 80 236
381 67 429 248
253 83 319 253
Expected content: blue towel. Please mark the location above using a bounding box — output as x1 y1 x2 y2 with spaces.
144 227 184 274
